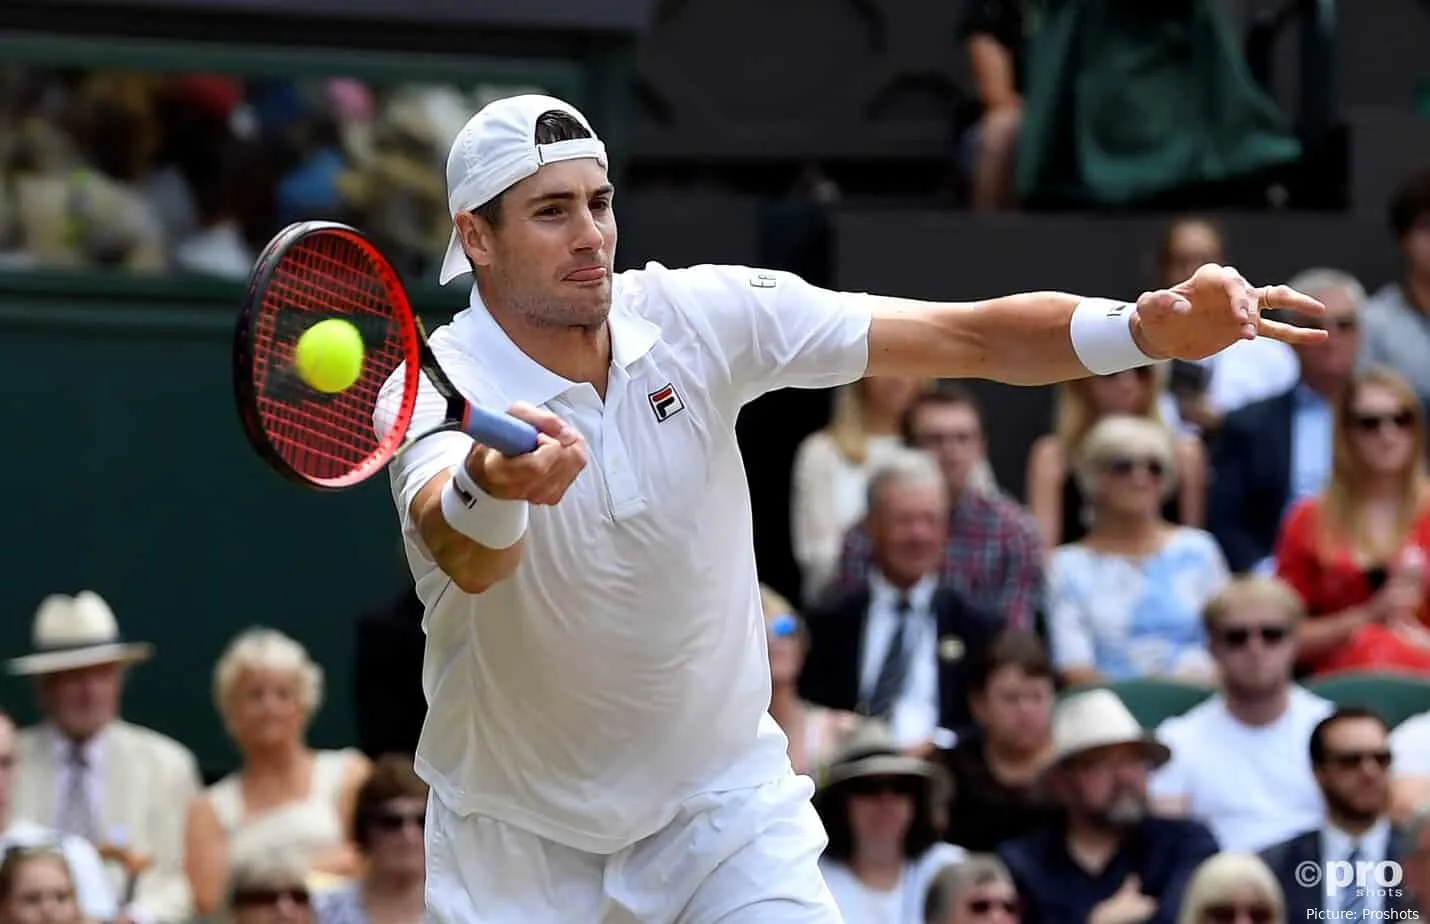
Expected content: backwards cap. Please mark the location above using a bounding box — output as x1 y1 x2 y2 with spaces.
438 94 608 285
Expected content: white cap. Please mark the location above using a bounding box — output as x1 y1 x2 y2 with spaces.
438 93 608 285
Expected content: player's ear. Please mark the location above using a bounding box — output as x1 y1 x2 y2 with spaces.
455 211 496 268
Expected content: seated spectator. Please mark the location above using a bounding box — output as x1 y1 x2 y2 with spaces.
814 722 965 924
1176 852 1286 924
0 708 115 921
922 854 1021 924
1208 268 1363 574
187 628 370 915
998 689 1217 924
836 385 1042 631
803 451 1003 752
937 632 1058 852
1361 166 1430 413
1150 576 1333 852
1027 365 1206 550
958 0 1025 212
8 590 201 922
792 375 922 602
314 755 426 924
761 584 861 778
1261 708 1414 917
225 850 315 924
1390 708 1430 823
0 846 85 924
1274 366 1430 675
1046 415 1229 685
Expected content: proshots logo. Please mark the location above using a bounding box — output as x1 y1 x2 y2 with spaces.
1295 859 1419 919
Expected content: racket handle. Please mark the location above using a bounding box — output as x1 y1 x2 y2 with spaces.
464 405 541 456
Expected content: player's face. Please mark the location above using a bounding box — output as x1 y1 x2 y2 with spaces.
39 663 123 742
463 159 617 331
226 668 307 750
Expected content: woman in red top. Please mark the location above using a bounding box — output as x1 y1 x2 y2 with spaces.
1275 366 1430 675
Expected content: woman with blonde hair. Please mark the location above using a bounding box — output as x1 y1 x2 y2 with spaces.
1026 364 1206 549
792 375 924 601
1275 365 1430 675
1046 415 1229 685
185 627 371 915
1176 852 1284 924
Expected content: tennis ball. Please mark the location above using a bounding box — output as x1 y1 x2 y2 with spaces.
293 319 365 393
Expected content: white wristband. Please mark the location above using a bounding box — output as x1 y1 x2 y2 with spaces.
1069 297 1156 376
440 465 529 550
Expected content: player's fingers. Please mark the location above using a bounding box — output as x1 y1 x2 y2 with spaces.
1137 289 1190 317
1261 283 1326 318
506 401 580 442
1258 317 1328 346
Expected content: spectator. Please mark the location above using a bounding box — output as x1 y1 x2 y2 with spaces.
1404 803 1430 916
998 689 1218 924
225 850 315 924
186 628 370 915
0 846 84 924
1274 366 1430 675
7 590 201 923
958 0 1026 212
922 854 1021 924
814 722 965 924
836 385 1043 631
313 755 426 924
1260 708 1414 917
0 708 116 921
1360 166 1430 413
802 451 1003 752
1390 708 1430 822
937 632 1058 852
1027 366 1206 550
761 584 861 779
1175 853 1286 924
1046 415 1229 685
793 375 923 602
1208 268 1364 574
1149 576 1333 852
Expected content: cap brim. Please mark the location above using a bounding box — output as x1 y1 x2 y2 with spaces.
7 643 153 676
438 229 469 285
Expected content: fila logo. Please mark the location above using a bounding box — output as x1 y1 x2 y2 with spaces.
648 383 686 422
750 273 777 289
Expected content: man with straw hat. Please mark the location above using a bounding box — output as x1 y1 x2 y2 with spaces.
996 689 1217 924
7 590 202 922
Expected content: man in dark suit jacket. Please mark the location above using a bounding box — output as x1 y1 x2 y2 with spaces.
1261 707 1410 917
800 449 1003 749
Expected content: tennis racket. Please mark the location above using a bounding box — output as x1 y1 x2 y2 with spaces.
232 220 539 490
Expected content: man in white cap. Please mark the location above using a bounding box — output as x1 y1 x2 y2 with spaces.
7 590 202 923
377 92 1324 922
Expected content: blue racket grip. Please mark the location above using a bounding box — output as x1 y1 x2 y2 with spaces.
463 405 541 456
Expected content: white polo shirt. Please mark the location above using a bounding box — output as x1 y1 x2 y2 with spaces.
375 262 872 854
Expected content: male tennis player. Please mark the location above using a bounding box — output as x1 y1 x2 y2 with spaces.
375 94 1324 923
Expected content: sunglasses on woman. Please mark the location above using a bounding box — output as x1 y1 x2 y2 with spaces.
232 886 311 907
1104 456 1165 478
1352 410 1414 433
1204 902 1273 923
966 897 1019 916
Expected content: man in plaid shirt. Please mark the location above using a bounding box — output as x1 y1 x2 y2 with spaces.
831 385 1044 631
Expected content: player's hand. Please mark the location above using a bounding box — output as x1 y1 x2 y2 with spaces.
1130 263 1328 361
465 402 588 506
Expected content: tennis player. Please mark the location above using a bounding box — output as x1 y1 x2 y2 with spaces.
375 94 1324 923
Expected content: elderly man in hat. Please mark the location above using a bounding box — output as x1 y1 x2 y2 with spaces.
7 590 203 922
997 689 1217 924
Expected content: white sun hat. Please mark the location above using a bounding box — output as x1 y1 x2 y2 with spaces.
8 590 153 676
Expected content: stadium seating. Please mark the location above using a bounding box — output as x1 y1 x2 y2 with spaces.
1304 671 1430 727
1063 678 1215 729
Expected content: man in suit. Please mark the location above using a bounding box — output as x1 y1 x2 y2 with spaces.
1261 707 1411 917
802 448 1003 754
1208 268 1364 573
7 591 202 923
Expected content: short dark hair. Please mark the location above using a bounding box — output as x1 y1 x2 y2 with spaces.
1389 166 1430 240
1309 706 1389 765
353 754 429 849
968 631 1053 693
901 382 983 445
472 109 594 229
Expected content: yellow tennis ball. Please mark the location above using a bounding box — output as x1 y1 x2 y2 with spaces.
293 319 365 393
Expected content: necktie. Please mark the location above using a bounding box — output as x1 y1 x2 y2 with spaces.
867 595 912 717
59 743 98 843
1340 845 1367 915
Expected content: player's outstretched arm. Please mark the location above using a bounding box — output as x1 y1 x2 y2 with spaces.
411 403 588 595
864 263 1328 385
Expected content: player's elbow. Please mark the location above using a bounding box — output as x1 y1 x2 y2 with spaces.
449 566 498 595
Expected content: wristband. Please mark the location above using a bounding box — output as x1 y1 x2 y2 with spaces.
1070 298 1156 376
439 464 529 550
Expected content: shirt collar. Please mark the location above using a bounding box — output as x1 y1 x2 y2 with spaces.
1294 383 1329 410
451 279 660 408
46 723 107 771
870 571 939 612
1322 817 1392 861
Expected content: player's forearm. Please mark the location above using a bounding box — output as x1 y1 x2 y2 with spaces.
413 470 525 595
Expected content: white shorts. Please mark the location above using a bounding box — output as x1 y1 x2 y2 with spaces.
424 773 844 923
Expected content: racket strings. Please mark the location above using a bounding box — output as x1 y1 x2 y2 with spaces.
248 231 416 485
